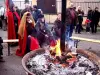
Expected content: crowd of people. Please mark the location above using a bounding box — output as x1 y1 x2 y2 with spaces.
0 3 100 61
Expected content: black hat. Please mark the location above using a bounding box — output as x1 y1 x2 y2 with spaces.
38 14 44 18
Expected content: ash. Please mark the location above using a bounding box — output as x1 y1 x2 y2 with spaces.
26 50 99 75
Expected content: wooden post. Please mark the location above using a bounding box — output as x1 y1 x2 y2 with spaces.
60 0 66 52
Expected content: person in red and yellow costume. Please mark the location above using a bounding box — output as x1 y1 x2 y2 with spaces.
7 4 20 40
16 12 39 56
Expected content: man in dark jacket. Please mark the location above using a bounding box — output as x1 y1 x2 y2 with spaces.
65 3 77 41
32 5 41 22
91 7 100 33
86 7 93 32
87 7 93 20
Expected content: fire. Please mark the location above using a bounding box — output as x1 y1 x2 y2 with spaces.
50 39 61 56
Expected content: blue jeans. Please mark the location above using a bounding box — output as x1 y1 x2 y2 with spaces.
65 25 74 41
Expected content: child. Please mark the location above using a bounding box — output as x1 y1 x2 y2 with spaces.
85 19 91 32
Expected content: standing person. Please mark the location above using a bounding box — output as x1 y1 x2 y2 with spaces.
0 6 5 29
52 13 62 39
15 6 20 17
86 7 93 32
7 4 20 41
65 3 77 41
75 6 84 34
21 3 30 18
32 5 41 22
91 7 100 33
0 37 4 62
16 12 39 56
35 14 55 47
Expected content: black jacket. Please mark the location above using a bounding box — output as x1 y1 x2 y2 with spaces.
92 10 100 23
87 10 92 20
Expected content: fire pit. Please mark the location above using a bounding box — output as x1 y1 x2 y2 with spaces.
22 48 100 75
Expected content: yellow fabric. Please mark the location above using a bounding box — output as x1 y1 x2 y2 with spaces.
18 12 35 38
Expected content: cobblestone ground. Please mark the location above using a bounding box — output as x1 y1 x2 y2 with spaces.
0 26 100 75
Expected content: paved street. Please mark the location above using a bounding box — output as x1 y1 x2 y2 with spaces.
0 27 100 75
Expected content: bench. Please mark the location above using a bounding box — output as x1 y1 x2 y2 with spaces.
3 39 19 56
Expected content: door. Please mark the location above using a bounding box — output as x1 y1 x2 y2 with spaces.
37 0 57 14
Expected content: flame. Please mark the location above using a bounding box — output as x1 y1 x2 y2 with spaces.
50 39 61 56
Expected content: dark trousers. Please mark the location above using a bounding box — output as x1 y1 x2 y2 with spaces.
75 21 82 33
86 23 91 32
0 19 2 29
0 44 3 55
91 22 98 33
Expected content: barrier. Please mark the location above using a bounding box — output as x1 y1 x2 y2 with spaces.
3 37 100 56
71 36 100 44
71 36 100 48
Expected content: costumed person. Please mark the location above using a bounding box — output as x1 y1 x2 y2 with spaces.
7 4 20 46
35 14 56 47
52 13 62 39
16 12 39 56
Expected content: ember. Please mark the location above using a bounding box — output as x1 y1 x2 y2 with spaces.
26 48 99 75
